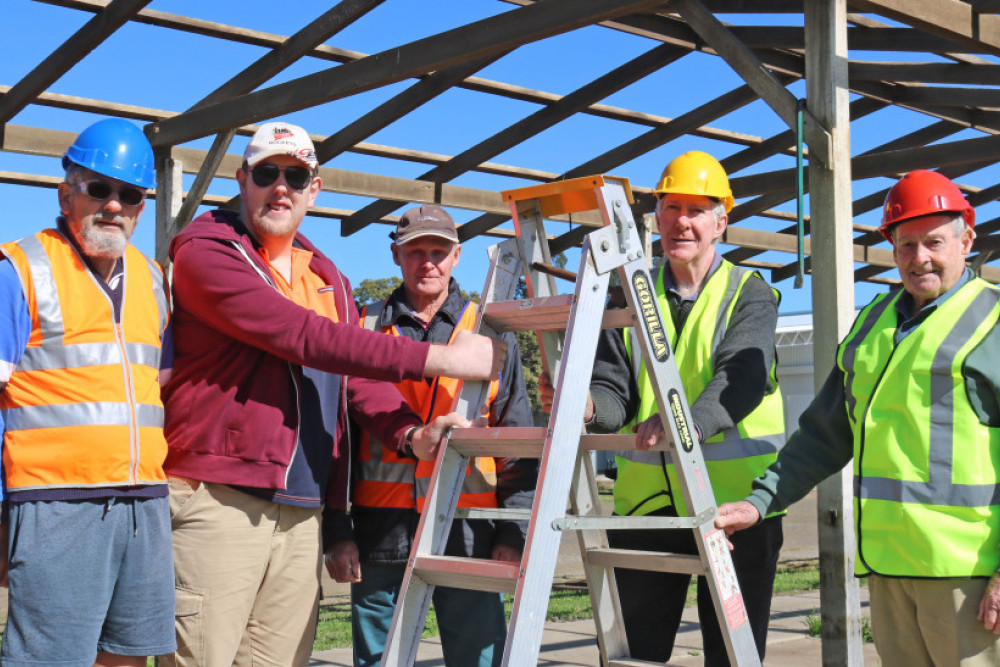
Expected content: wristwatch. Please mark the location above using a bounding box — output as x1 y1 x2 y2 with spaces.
400 426 418 459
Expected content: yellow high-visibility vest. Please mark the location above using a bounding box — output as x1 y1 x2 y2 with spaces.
615 260 785 517
839 278 1000 577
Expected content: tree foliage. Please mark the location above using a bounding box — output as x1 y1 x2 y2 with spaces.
353 277 402 310
513 278 544 416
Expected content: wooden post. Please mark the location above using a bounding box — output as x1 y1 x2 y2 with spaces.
640 212 655 269
154 147 183 268
805 0 865 664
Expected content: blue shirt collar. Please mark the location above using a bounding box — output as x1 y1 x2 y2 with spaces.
894 267 974 341
663 249 722 302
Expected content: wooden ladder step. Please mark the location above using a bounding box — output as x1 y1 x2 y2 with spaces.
448 429 670 459
412 555 521 594
585 547 707 576
483 295 632 332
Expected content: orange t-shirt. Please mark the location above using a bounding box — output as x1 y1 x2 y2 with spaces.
253 245 343 506
259 246 339 322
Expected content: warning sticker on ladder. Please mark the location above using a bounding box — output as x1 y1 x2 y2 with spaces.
705 528 748 630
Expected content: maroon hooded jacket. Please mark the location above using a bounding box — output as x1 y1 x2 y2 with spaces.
162 210 428 510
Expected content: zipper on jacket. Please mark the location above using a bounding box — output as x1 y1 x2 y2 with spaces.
285 361 301 490
116 320 140 486
335 272 353 506
76 243 141 487
229 240 301 489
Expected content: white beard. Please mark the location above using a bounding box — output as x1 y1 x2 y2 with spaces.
78 218 130 259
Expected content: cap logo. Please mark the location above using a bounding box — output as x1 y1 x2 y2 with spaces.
272 127 294 140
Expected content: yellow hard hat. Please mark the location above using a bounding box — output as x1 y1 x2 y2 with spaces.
654 150 734 213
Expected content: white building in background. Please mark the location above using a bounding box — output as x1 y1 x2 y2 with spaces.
775 312 818 438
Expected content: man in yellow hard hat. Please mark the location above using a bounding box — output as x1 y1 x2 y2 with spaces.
542 151 785 664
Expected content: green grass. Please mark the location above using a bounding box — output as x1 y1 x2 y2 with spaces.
773 560 822 593
312 598 443 651
314 559 833 651
806 609 873 643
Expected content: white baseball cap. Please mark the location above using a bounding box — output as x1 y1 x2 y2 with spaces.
243 122 318 170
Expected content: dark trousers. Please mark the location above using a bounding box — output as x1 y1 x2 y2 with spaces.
351 562 507 667
607 513 783 666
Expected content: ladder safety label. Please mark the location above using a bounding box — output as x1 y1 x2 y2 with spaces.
631 271 669 361
705 528 748 630
668 389 695 452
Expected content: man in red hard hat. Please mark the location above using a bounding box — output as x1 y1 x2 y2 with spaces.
718 170 1000 665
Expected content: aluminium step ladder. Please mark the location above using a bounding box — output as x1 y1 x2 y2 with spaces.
379 175 761 667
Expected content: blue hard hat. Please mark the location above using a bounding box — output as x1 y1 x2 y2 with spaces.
62 118 156 189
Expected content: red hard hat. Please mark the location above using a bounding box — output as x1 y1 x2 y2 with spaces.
879 170 975 243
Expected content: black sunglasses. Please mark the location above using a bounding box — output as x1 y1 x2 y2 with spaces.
76 180 145 207
246 163 313 191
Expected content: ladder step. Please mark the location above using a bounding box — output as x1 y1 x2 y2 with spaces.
483 295 632 332
449 427 545 458
448 429 670 459
609 659 675 667
454 507 532 521
586 547 706 576
412 555 521 594
552 509 714 532
579 433 671 451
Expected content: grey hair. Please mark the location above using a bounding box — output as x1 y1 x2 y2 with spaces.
63 162 89 185
712 201 727 223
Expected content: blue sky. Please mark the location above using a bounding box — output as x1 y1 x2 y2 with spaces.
4 0 999 314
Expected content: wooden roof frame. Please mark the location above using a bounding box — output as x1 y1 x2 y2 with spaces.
6 0 1000 283
8 1 1000 662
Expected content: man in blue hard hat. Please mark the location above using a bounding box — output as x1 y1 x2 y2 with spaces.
0 118 175 665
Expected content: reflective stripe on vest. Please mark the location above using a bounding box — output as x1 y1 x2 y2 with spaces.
839 279 1000 577
615 260 785 517
0 229 168 491
354 300 499 511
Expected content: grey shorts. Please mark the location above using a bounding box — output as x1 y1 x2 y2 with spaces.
1 496 177 666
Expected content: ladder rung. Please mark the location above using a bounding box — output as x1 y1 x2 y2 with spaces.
449 427 546 458
609 659 674 667
448 430 672 459
483 295 570 332
412 555 521 594
578 433 671 451
552 510 714 532
586 547 706 576
483 296 632 332
455 507 532 521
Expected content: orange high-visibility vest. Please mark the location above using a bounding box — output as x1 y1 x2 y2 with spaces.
355 300 498 512
0 229 169 491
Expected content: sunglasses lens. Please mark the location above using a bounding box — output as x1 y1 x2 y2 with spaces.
284 167 312 190
249 164 312 190
82 181 144 206
85 181 112 200
118 188 144 206
250 163 280 188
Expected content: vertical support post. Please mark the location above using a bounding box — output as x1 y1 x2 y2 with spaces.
154 147 183 268
805 1 864 664
639 212 656 269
